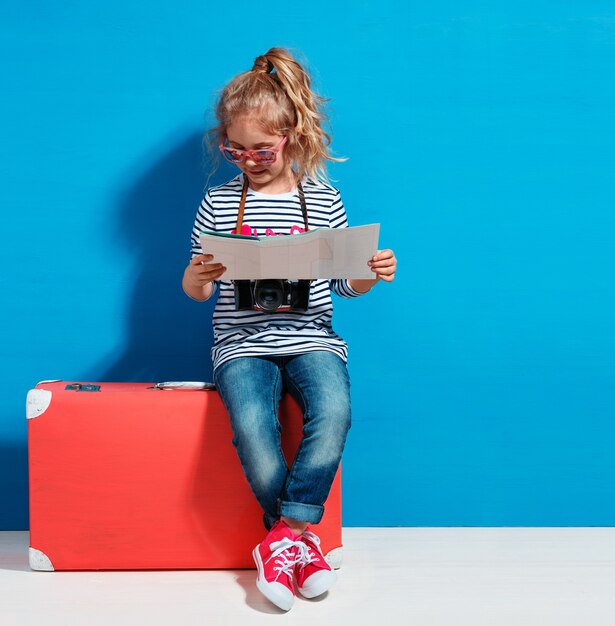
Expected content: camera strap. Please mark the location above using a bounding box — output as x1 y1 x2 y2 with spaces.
235 176 309 234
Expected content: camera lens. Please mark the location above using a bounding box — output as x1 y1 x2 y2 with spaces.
253 280 284 312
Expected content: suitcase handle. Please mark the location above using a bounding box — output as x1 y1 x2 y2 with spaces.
153 381 216 391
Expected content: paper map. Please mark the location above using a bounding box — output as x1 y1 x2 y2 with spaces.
199 224 380 280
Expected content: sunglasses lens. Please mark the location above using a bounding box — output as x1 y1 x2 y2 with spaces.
222 147 243 163
253 151 275 164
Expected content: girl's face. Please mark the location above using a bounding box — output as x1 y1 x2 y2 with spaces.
225 116 295 193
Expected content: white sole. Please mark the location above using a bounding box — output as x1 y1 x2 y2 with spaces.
252 546 294 611
298 569 337 599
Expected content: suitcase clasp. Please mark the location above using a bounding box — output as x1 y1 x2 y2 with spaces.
65 384 101 392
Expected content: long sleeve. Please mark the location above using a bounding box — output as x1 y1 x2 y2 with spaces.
190 191 219 299
328 189 364 299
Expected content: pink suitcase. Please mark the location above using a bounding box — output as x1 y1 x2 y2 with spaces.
27 381 343 571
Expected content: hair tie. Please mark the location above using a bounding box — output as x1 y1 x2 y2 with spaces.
252 56 274 74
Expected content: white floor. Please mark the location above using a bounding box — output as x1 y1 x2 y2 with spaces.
1 528 615 625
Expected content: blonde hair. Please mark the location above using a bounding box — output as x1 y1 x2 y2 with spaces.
209 47 344 182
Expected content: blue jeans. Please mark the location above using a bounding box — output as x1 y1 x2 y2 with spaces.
214 351 352 529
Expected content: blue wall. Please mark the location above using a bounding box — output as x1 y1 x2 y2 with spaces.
2 2 614 528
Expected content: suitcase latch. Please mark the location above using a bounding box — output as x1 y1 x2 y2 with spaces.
65 384 101 392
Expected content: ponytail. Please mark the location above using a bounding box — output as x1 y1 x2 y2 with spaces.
211 47 344 181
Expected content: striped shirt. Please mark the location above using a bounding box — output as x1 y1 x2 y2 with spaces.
190 173 363 371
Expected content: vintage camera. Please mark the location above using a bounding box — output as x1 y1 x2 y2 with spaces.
234 279 310 313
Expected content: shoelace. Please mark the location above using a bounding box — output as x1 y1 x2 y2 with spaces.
266 537 304 582
296 531 323 569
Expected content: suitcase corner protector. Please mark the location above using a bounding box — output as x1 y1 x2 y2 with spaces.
325 546 343 570
26 389 53 420
29 547 55 571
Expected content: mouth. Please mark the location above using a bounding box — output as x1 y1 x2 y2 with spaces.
247 168 267 176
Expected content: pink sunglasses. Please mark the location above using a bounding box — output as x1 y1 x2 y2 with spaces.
219 135 287 165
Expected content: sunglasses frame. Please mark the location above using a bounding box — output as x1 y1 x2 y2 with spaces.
219 135 287 165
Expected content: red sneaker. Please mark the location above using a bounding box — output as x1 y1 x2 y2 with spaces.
295 530 337 599
252 520 303 611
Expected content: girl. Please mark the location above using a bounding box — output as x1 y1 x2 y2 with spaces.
182 48 396 611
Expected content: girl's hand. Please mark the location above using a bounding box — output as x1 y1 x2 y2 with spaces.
185 254 227 286
368 249 396 282
182 254 226 301
348 249 396 294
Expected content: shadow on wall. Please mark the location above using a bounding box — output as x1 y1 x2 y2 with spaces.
0 445 29 529
86 130 237 384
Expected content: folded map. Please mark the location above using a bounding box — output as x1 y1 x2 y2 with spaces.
199 224 380 280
